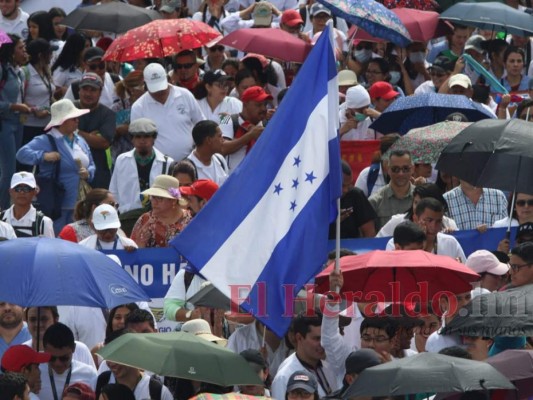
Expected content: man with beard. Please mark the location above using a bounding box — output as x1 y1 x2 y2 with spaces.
0 0 28 38
0 302 30 361
110 118 173 215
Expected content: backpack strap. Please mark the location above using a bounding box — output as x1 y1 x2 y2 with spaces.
214 153 227 173
230 114 240 136
162 155 169 175
110 73 121 84
72 80 80 100
149 375 163 400
366 162 380 196
33 210 45 237
95 371 112 399
299 6 307 26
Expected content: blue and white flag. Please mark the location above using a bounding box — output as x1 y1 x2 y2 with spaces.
171 25 341 337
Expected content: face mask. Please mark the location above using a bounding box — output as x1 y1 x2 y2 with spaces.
389 71 401 85
409 52 426 64
353 49 372 64
353 112 367 122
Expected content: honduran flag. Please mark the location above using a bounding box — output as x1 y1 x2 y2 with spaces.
171 25 342 337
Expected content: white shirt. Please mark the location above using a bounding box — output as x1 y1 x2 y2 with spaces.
377 213 459 238
58 306 107 350
386 232 466 262
131 85 206 161
79 234 138 250
164 269 206 320
196 96 242 123
109 148 173 214
187 152 228 186
354 164 386 197
219 114 259 174
1 205 55 238
492 217 519 228
414 80 437 95
39 360 97 400
108 373 173 400
0 220 16 239
0 8 29 38
24 339 95 369
23 64 55 128
52 67 83 91
339 103 377 141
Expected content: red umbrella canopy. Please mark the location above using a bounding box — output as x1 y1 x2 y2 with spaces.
103 18 221 62
315 250 479 302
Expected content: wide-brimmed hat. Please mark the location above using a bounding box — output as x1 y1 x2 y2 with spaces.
45 99 90 131
181 318 227 346
142 175 183 201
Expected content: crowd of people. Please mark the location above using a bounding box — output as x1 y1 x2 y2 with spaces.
1 0 533 398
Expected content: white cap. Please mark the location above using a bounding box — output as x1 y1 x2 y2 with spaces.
10 172 37 189
143 63 168 93
345 85 370 109
425 330 462 353
448 73 471 89
466 250 509 276
92 204 120 231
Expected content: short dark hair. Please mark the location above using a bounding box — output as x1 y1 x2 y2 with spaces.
439 346 472 359
125 309 155 330
170 159 198 182
0 373 27 400
503 46 525 64
291 313 322 338
393 221 426 247
192 120 219 146
414 197 444 217
360 316 398 339
510 242 533 264
340 159 352 176
388 149 411 161
43 322 75 350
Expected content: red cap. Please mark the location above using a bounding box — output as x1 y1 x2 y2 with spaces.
1 345 51 372
281 9 304 27
368 81 399 101
241 86 273 102
179 179 219 201
63 383 96 400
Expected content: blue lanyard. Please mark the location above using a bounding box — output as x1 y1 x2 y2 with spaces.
96 237 118 250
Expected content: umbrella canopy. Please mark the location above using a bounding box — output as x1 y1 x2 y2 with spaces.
343 352 515 398
387 121 471 164
435 119 533 195
441 284 533 337
98 332 264 386
0 29 12 46
369 93 494 135
103 19 221 62
0 237 150 308
350 8 452 43
218 28 312 63
487 350 533 399
61 2 162 34
440 2 533 37
315 250 479 301
316 0 411 47
188 282 234 311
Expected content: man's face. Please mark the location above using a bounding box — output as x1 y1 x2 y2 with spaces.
0 302 23 329
243 100 267 124
0 0 18 18
415 314 440 340
127 321 156 333
388 154 412 188
373 96 396 113
79 85 101 109
95 228 118 243
360 327 393 353
311 12 331 32
394 326 415 351
44 345 73 374
186 195 205 217
510 254 533 287
9 184 36 207
174 54 198 81
85 59 106 79
296 325 325 363
430 69 450 89
450 28 469 50
208 127 224 154
413 208 443 239
107 361 137 380
441 291 471 320
24 364 42 393
132 134 155 157
341 171 353 196
395 242 424 250
449 85 471 97
414 163 432 178
27 308 57 342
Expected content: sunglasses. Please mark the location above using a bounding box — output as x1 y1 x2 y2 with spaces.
88 61 105 71
209 46 225 52
13 185 35 193
50 355 70 363
516 199 533 207
390 166 412 174
174 62 195 70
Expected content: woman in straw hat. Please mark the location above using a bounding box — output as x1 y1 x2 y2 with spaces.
17 98 95 233
130 175 192 248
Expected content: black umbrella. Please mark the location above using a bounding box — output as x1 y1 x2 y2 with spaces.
61 2 162 34
435 119 533 195
441 284 533 337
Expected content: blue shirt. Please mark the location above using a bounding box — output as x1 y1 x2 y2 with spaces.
0 323 31 361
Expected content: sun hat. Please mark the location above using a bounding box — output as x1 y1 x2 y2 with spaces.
141 175 183 201
338 69 358 86
44 99 90 131
181 318 227 346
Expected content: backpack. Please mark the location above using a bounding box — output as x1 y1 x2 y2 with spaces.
0 210 45 238
71 73 121 100
366 162 381 197
95 371 163 400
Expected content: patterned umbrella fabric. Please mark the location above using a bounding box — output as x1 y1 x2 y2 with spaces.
381 0 437 10
316 0 411 47
387 121 471 164
0 29 11 46
103 19 221 62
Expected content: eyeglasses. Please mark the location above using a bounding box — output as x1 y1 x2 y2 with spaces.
49 355 71 363
361 335 390 343
209 46 225 52
13 185 35 193
509 263 532 272
88 61 105 71
174 62 195 70
516 199 533 207
390 166 412 174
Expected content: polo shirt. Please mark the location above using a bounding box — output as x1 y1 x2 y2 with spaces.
39 360 97 400
0 324 31 361
196 96 242 123
0 8 29 38
369 184 414 231
187 152 228 186
1 205 55 238
386 232 466 262
131 85 205 162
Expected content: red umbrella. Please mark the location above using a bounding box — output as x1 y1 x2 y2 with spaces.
103 19 221 62
218 28 312 63
350 8 452 43
315 250 479 301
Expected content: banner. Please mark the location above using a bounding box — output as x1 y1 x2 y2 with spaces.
340 140 380 181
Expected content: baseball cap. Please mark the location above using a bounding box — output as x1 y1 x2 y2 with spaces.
92 204 121 231
129 118 157 136
429 56 455 73
517 223 533 241
464 35 485 54
253 2 273 27
448 73 471 89
338 69 358 86
310 3 331 17
466 250 509 276
83 47 104 62
368 81 399 100
1 345 51 372
79 72 104 89
179 179 219 201
63 383 96 400
287 370 318 393
160 0 180 13
203 69 233 86
281 9 304 27
240 349 268 373
10 171 36 189
143 63 169 93
345 85 370 109
241 86 273 102
26 38 58 58
345 349 381 374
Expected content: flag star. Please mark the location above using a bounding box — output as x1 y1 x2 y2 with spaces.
273 183 283 195
292 178 299 189
305 171 317 184
293 156 301 167
290 201 297 211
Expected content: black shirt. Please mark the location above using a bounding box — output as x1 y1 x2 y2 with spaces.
328 187 377 239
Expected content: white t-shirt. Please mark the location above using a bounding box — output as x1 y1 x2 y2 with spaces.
187 152 228 186
354 164 386 197
0 220 16 239
58 306 107 350
78 234 138 250
107 373 174 400
24 339 95 369
0 8 29 38
386 232 466 262
39 360 97 400
196 96 242 123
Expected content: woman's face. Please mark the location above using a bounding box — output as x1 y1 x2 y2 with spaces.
207 80 228 102
28 21 39 40
176 172 193 187
111 306 131 331
365 62 387 85
515 193 533 223
505 51 524 77
13 39 27 66
237 77 256 97
59 117 79 135
52 16 66 39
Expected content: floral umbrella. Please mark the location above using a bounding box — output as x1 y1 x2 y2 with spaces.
103 19 221 62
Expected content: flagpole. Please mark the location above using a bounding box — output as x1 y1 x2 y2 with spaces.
335 197 340 282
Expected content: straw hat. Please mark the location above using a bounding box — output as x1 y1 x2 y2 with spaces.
142 175 187 206
45 99 90 131
181 318 228 346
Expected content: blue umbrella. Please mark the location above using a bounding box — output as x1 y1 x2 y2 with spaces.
369 93 495 135
0 237 150 308
316 0 411 47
